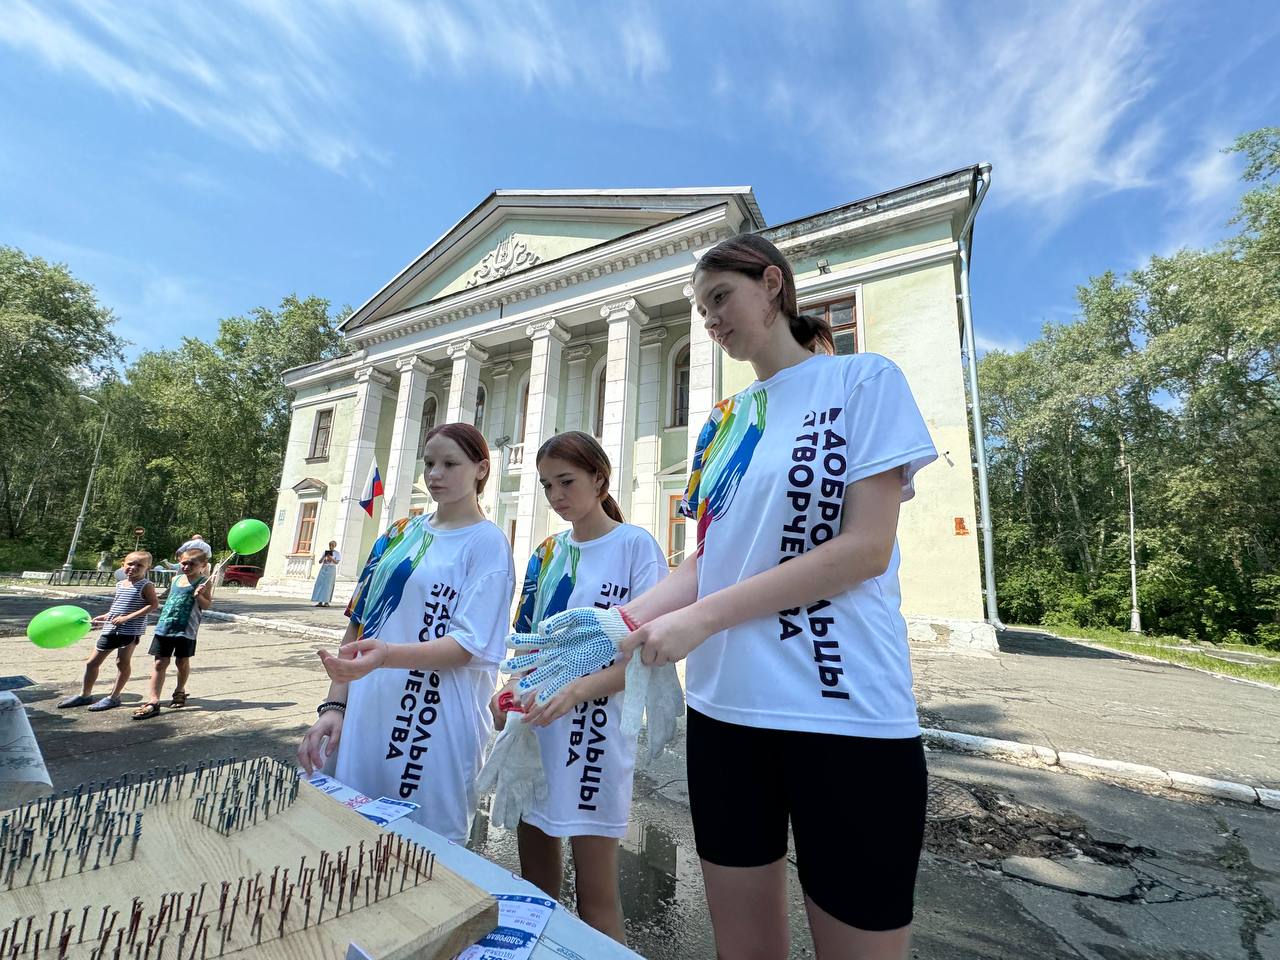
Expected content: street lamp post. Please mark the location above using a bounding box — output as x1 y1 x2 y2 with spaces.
61 405 109 584
1120 435 1142 634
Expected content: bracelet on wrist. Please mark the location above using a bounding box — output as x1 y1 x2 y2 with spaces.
317 700 347 717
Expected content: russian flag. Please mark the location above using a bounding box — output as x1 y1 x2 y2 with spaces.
358 463 384 517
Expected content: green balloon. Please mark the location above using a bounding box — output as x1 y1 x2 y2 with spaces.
28 604 92 649
227 518 272 555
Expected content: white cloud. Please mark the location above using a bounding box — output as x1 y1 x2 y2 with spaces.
619 7 669 82
12 230 230 358
975 331 1026 355
710 61 731 99
1152 137 1245 254
1183 143 1238 207
755 0 1169 214
0 0 672 172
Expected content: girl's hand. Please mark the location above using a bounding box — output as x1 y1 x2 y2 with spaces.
317 638 387 682
521 677 586 727
110 614 126 626
631 610 711 666
297 709 344 776
489 678 521 732
489 692 508 732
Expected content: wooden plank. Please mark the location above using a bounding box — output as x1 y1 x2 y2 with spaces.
0 758 496 959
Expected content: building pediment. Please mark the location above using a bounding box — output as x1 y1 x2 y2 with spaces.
342 189 765 334
404 214 662 308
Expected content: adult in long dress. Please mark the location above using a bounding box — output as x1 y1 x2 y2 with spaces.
311 541 341 607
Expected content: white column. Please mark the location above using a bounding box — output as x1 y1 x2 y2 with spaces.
380 356 432 530
684 283 722 469
444 340 489 426
599 298 646 519
482 361 514 521
335 366 391 581
513 318 570 564
632 325 668 537
561 344 592 433
684 283 721 548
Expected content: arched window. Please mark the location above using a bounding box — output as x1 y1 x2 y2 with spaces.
417 394 438 459
593 366 607 438
516 381 530 445
473 384 487 431
671 344 690 427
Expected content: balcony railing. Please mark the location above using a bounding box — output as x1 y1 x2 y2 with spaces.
285 555 313 579
505 443 524 471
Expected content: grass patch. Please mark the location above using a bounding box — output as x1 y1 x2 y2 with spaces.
1013 623 1280 688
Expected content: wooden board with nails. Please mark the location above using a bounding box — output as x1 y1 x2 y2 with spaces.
0 758 497 959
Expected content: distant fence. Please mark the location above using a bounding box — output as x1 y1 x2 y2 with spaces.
43 569 176 588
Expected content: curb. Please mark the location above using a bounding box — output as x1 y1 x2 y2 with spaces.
2 585 346 643
921 727 1277 810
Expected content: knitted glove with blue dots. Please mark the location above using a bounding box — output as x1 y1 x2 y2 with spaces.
504 606 635 704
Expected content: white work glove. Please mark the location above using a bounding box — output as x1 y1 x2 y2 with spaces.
476 712 546 830
504 606 636 704
621 657 685 763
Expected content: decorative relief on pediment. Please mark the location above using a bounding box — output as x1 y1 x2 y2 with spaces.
466 233 541 288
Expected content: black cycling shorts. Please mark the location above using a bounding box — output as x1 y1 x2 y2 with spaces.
149 633 197 660
686 706 927 932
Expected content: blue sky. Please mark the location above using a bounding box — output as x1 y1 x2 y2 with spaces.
2 0 1278 362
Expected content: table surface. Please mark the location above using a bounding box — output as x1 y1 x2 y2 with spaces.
0 690 636 959
390 819 642 960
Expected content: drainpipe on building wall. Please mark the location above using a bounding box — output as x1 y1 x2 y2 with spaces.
957 163 1005 631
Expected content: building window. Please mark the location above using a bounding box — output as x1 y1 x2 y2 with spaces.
517 381 530 445
804 296 858 355
593 367 607 438
667 494 686 567
671 344 690 427
408 506 425 517
293 501 318 554
474 384 486 431
417 395 438 459
308 409 333 460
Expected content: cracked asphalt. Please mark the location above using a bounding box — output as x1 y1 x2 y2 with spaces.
913 630 1280 791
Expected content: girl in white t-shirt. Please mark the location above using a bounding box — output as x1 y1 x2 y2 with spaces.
514 234 937 960
493 431 666 944
297 422 516 843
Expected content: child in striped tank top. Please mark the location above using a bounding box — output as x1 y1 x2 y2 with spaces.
57 551 159 712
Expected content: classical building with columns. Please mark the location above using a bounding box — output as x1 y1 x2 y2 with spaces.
260 170 997 649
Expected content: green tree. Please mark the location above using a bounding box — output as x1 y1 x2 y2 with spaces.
979 128 1280 646
86 295 346 560
0 248 121 546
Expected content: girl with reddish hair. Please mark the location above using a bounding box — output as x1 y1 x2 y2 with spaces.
297 422 516 843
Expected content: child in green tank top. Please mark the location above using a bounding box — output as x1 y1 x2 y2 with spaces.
133 548 218 720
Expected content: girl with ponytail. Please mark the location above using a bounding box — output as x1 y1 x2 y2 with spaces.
491 430 667 943
507 233 937 958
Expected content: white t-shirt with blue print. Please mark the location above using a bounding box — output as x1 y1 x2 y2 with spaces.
515 523 667 838
681 353 937 739
338 514 515 842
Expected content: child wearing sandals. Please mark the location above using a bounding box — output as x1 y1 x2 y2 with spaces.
58 550 158 712
133 547 217 719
